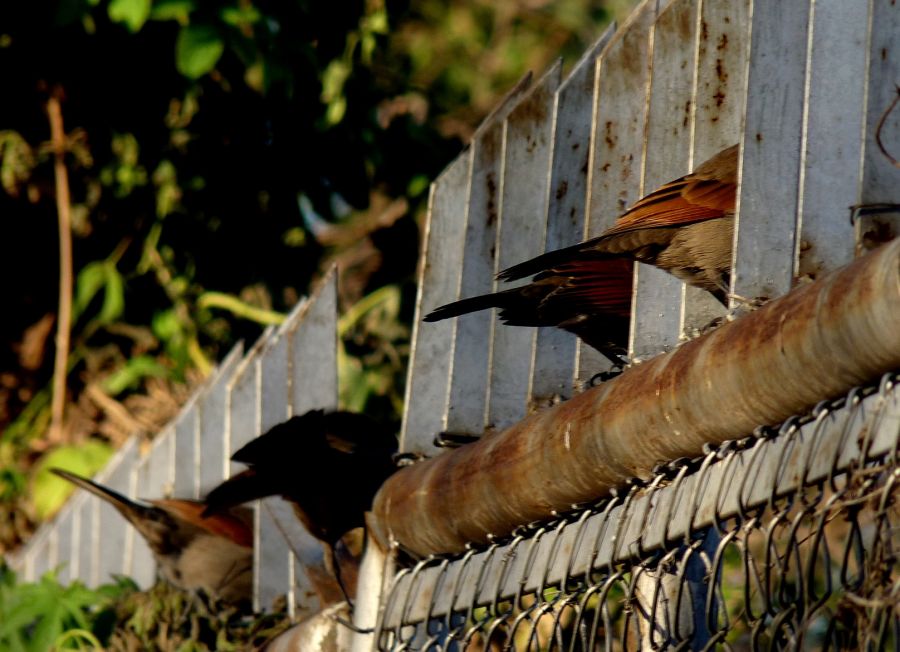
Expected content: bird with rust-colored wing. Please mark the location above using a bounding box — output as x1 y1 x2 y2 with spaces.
501 144 738 300
203 409 398 604
424 145 738 358
52 469 253 606
424 257 634 366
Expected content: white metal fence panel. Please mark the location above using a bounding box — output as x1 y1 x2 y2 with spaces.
401 155 471 454
198 343 244 495
286 271 339 618
580 0 660 379
797 1 868 278
683 0 749 333
632 0 698 359
486 62 561 431
858 0 900 246
445 75 533 437
530 26 618 404
731 0 810 303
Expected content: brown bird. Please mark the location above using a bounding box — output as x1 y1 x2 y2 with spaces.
424 144 738 357
51 468 253 606
202 409 398 603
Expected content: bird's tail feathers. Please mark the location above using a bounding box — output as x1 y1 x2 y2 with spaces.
423 291 510 322
497 241 600 282
203 469 275 517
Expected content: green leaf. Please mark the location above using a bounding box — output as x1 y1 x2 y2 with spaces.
74 260 125 325
73 261 107 321
219 5 261 27
175 24 225 79
101 355 168 396
149 0 194 23
151 307 181 342
98 263 125 324
108 0 151 32
31 441 114 520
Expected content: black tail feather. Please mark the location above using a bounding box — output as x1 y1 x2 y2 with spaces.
203 469 276 517
423 292 509 322
496 240 595 282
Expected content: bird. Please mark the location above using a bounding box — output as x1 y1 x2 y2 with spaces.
424 144 739 359
51 468 253 606
424 257 634 367
202 409 398 604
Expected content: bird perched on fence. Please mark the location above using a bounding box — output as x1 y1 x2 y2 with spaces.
424 144 739 358
51 469 253 606
202 409 398 604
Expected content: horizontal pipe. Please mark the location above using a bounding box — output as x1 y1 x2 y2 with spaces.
373 239 900 557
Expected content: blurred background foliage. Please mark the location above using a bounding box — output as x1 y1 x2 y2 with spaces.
0 0 624 561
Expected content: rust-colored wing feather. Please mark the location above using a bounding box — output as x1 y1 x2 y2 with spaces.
152 499 254 548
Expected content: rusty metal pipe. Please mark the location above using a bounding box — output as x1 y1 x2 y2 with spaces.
373 239 900 557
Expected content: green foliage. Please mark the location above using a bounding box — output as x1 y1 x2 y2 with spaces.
0 565 132 651
31 440 114 519
175 24 225 79
108 0 152 33
101 355 169 395
74 259 125 326
0 567 287 651
339 285 408 416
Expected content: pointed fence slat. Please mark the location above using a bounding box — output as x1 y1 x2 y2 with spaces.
529 25 617 404
732 1 811 302
578 0 660 383
199 343 245 495
228 331 271 473
631 0 698 359
401 155 472 453
796 1 868 279
256 324 293 614
286 270 339 620
682 0 749 333
94 437 140 584
52 496 77 583
857 0 900 245
173 403 200 499
486 62 561 431
445 75 533 436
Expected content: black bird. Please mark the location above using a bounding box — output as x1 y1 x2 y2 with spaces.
203 409 398 603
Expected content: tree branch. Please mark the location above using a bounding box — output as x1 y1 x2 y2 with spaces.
47 90 73 444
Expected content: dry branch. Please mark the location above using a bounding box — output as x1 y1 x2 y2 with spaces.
47 91 73 443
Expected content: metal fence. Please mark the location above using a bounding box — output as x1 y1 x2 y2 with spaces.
9 0 900 648
377 374 900 650
11 269 340 621
353 0 900 649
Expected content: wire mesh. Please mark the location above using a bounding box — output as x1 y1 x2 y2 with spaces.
376 372 900 651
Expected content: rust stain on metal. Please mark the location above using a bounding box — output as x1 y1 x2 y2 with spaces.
485 172 498 226
556 181 569 200
373 241 900 557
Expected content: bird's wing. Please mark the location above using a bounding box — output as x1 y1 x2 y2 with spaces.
534 257 634 318
153 499 254 548
599 176 735 237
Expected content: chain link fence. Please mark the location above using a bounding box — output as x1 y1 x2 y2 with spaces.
376 373 899 650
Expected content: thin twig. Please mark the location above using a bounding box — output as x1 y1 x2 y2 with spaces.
47 90 73 444
874 84 900 169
